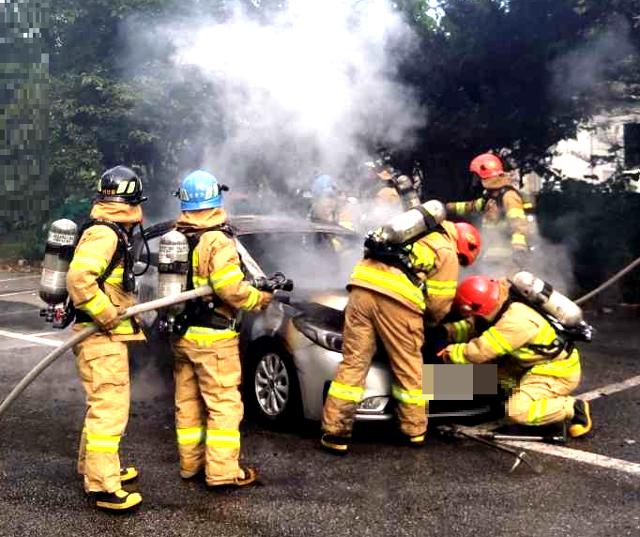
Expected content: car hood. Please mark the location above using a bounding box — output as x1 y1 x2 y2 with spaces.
288 288 347 333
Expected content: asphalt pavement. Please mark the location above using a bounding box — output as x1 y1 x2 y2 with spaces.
0 271 637 537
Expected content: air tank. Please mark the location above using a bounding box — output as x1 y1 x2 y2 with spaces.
375 200 446 245
39 219 78 305
157 230 190 315
510 271 583 327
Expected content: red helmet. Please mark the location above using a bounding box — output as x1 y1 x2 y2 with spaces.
454 222 482 266
469 153 504 180
454 276 501 317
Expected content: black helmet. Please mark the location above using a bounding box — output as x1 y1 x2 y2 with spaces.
96 166 147 205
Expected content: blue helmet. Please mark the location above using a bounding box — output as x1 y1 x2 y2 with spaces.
312 174 337 197
177 170 226 211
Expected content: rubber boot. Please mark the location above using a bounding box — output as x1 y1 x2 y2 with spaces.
120 467 139 483
569 399 592 438
320 434 350 455
93 489 142 511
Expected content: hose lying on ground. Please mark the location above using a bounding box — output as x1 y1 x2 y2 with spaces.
575 255 640 306
0 285 213 419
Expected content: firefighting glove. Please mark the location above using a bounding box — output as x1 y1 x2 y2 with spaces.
95 304 126 332
258 291 273 310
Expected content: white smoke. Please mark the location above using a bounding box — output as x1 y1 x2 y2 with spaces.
551 15 636 104
159 0 425 202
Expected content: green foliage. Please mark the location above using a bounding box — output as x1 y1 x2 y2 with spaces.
538 182 640 302
44 0 640 216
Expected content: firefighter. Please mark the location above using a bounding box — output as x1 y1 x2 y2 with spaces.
309 174 355 230
439 275 592 437
446 153 530 274
171 170 272 487
320 219 482 454
358 159 404 231
67 165 147 511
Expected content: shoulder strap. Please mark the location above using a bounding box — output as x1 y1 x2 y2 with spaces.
77 220 130 287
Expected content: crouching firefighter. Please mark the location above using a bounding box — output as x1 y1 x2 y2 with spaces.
439 273 593 438
168 170 272 487
320 201 482 454
66 166 147 511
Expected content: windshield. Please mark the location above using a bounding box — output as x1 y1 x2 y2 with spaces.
239 231 361 291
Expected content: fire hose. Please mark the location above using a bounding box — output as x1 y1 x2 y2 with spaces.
575 255 640 305
0 285 213 419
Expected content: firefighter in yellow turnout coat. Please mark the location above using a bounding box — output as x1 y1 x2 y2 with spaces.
446 153 530 273
67 166 147 511
321 221 482 454
440 276 592 437
171 170 271 487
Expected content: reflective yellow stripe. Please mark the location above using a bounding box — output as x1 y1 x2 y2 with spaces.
391 384 430 406
511 233 527 246
449 344 469 364
530 350 581 378
241 287 261 311
484 327 513 355
193 274 209 287
183 327 238 346
474 198 485 212
523 202 534 211
526 399 549 425
506 208 526 219
77 318 135 335
426 279 457 297
452 320 471 343
210 265 244 291
176 426 205 446
350 265 425 311
327 381 364 403
104 267 124 285
454 202 467 214
206 429 240 448
408 241 436 271
191 249 208 288
69 252 109 274
78 291 110 317
86 432 120 453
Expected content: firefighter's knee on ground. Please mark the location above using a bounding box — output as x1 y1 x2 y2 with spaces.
506 392 533 425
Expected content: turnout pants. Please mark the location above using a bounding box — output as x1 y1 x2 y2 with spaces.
503 349 581 427
172 336 244 485
75 335 130 493
507 371 580 426
322 287 427 438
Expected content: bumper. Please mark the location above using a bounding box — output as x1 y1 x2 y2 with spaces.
290 335 394 422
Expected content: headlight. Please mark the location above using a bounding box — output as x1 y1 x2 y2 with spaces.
293 317 343 352
358 396 389 413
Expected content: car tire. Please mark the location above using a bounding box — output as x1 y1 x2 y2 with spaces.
245 341 302 428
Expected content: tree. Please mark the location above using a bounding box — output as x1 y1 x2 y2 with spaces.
0 1 49 233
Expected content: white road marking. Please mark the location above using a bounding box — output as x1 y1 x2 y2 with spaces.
0 309 36 318
0 290 37 298
0 329 61 348
29 331 59 337
463 374 640 476
0 275 38 283
578 375 640 401
503 441 640 476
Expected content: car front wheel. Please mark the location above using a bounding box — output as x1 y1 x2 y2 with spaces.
246 342 301 427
